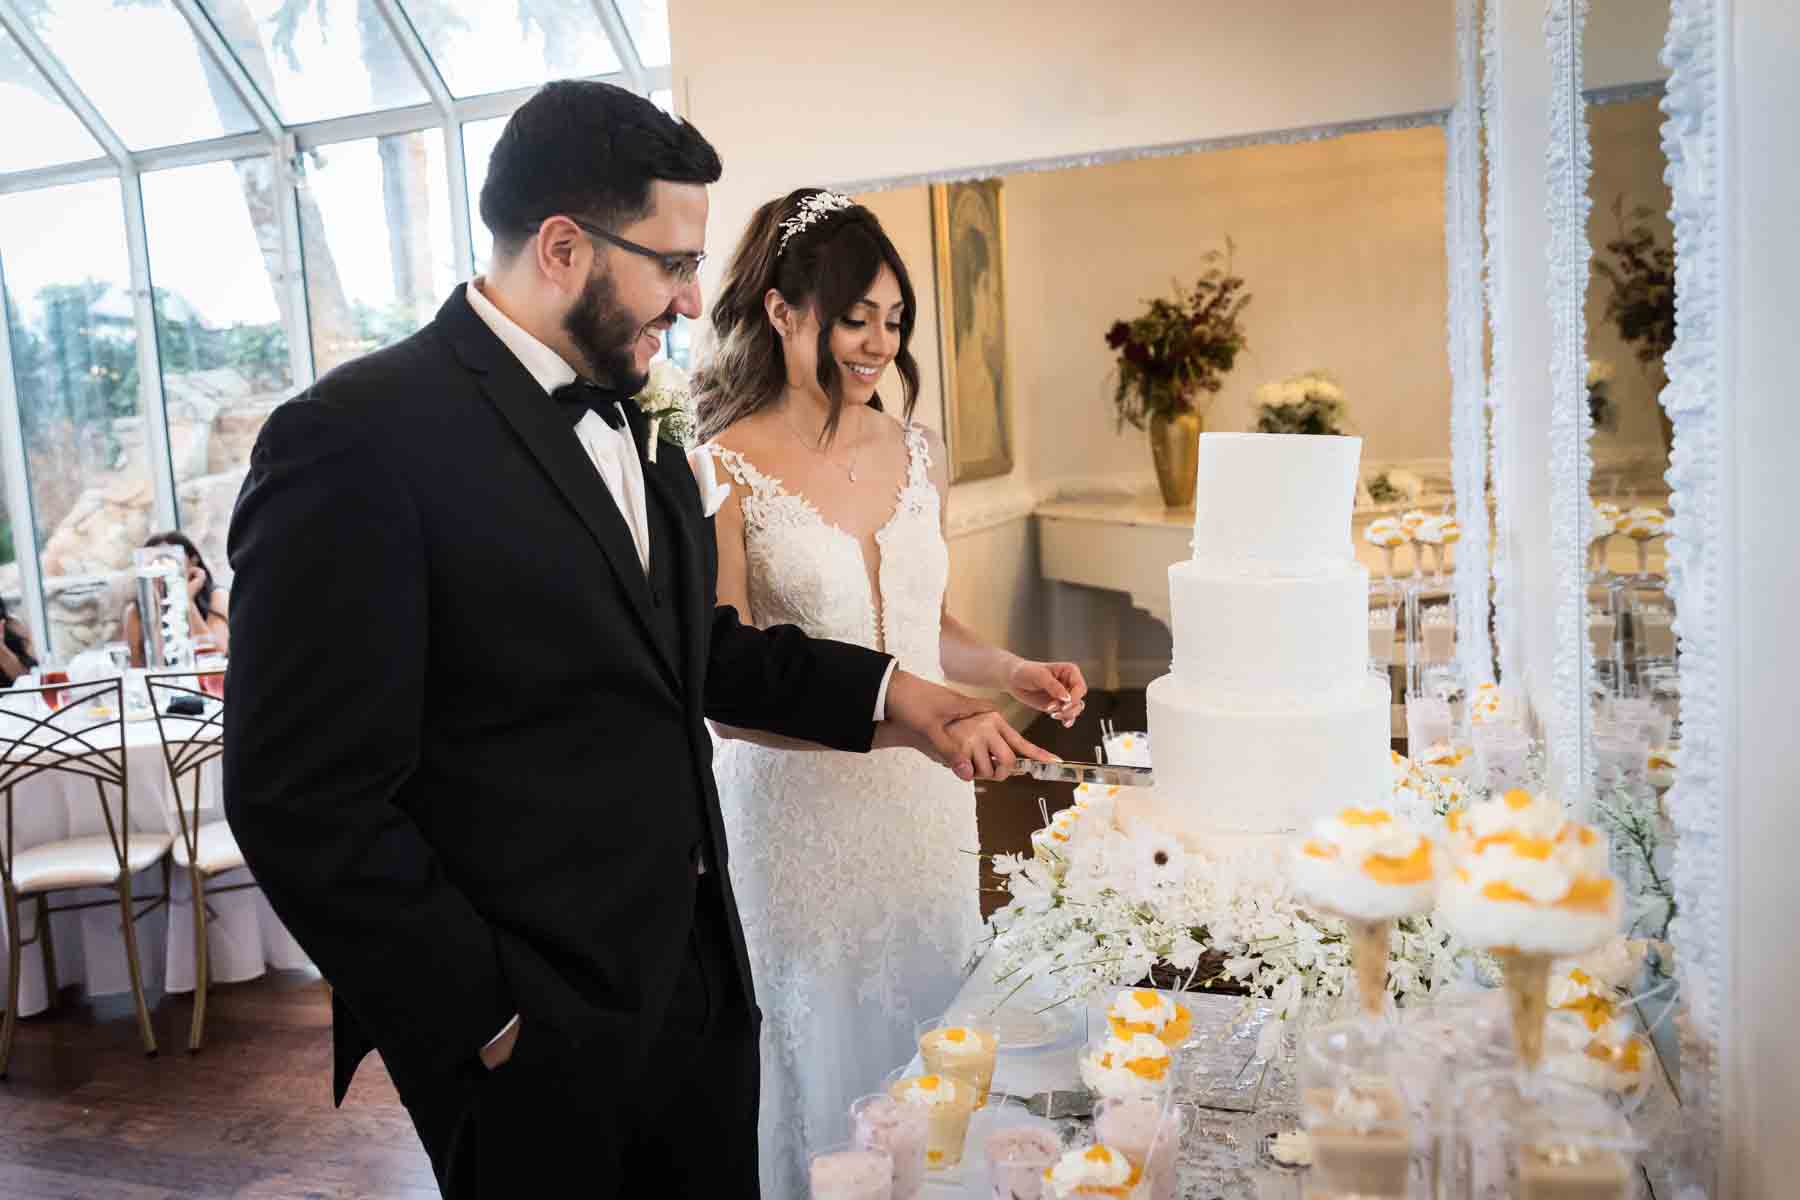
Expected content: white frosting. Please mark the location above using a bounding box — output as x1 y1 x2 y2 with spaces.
1146 673 1390 839
1328 1089 1384 1129
920 1025 994 1061
1438 872 1618 955
1139 434 1391 857
1167 561 1369 697
1189 434 1361 571
1047 1144 1136 1194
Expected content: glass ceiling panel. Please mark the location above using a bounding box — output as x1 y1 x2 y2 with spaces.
407 0 618 98
610 0 670 69
209 0 430 124
0 25 104 172
32 0 256 150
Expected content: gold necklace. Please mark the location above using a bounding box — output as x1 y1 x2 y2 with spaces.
782 405 861 483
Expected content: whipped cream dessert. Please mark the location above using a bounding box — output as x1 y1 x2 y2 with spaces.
1079 1032 1175 1101
1044 1144 1143 1199
1418 740 1476 778
1416 513 1461 545
1363 516 1407 549
1399 509 1428 540
1104 989 1193 1048
1290 806 1439 920
1301 1082 1411 1197
1619 506 1667 539
1440 790 1620 955
1591 501 1621 539
852 1094 927 1200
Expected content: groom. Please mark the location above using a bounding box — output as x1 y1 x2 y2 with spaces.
223 80 1048 1199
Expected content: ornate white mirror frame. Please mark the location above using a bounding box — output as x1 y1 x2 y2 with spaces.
1656 0 1726 1185
1450 0 1497 687
1537 0 1725 1187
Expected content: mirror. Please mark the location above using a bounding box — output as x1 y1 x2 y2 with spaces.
854 113 1477 731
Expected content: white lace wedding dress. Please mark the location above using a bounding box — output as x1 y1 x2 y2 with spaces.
705 424 983 1198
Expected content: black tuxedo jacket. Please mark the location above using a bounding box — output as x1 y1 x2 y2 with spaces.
222 286 892 1104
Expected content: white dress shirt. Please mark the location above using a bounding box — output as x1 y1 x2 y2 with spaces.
462 281 897 1057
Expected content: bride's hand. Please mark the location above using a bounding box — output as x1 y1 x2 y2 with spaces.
877 670 1052 781
1005 659 1088 728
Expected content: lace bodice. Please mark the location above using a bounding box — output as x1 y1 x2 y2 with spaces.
702 421 981 1198
705 422 947 681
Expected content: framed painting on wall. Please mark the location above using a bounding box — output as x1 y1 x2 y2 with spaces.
931 179 1013 482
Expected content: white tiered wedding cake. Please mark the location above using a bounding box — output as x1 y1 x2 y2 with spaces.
1125 433 1391 855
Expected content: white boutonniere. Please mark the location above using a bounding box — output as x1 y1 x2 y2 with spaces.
633 359 695 463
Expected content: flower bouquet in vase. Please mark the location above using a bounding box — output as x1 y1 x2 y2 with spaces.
1106 246 1251 509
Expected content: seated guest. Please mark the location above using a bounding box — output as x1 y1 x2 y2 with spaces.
124 531 230 667
0 596 37 687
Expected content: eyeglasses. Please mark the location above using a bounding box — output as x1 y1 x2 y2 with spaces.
557 216 706 285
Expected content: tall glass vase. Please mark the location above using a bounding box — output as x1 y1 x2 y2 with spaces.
132 546 192 670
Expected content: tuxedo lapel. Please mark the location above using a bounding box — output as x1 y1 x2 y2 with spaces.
639 442 710 700
434 288 679 690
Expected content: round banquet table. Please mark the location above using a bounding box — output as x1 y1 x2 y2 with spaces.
0 700 311 1020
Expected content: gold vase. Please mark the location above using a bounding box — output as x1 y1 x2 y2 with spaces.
1149 408 1203 509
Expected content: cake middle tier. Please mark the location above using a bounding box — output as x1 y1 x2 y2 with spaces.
1168 559 1372 697
1145 672 1391 836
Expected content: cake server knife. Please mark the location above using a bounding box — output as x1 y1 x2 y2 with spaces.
1008 759 1154 787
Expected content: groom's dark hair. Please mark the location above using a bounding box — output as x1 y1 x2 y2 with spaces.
480 80 721 262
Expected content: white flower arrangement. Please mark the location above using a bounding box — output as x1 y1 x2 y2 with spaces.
633 359 695 462
983 771 1480 1051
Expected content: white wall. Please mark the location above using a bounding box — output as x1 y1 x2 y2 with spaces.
674 0 1458 286
1724 1 1800 1192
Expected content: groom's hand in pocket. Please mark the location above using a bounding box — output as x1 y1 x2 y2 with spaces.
876 670 1054 781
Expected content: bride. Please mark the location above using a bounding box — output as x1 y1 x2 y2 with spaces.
691 188 1088 1194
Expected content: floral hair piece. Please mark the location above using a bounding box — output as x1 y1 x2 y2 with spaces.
777 190 856 256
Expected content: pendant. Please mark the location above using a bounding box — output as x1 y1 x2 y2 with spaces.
849 467 858 482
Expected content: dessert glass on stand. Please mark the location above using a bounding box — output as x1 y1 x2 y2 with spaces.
1364 517 1408 581
1399 509 1429 579
1589 501 1620 578
1417 513 1461 587
1619 506 1667 580
1450 1070 1645 1200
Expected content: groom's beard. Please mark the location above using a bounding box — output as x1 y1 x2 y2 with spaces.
565 266 650 396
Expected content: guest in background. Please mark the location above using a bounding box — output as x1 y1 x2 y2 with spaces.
0 595 38 687
123 531 230 666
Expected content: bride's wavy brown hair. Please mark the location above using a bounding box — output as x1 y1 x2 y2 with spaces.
694 188 921 443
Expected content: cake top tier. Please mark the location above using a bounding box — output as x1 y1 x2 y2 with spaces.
1191 433 1362 570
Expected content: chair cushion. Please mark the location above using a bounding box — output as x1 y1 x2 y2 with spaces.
13 833 173 894
171 820 246 876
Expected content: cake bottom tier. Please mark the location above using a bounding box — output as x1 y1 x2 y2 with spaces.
1144 672 1391 838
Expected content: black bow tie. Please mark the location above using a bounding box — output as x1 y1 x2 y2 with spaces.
550 379 626 430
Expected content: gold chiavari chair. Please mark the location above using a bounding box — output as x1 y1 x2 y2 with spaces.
146 669 248 1052
1 678 169 1076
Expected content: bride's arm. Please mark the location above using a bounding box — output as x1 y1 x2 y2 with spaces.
693 447 833 752
923 427 1088 727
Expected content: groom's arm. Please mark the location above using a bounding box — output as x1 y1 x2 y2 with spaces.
703 603 893 751
223 397 515 1078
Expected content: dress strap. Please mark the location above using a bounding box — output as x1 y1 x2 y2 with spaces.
702 442 783 500
901 423 932 490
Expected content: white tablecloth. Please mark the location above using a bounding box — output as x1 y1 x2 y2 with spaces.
0 705 310 1018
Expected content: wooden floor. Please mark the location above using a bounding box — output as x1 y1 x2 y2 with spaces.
0 698 1135 1199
